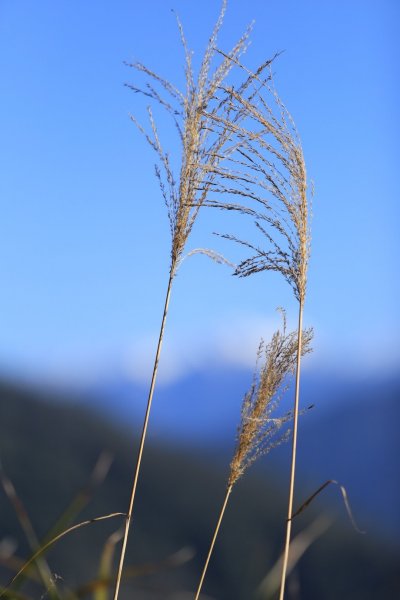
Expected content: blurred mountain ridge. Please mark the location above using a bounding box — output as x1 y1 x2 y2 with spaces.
0 376 399 599
86 367 400 542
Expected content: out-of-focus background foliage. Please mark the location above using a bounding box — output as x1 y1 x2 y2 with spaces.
0 380 399 599
0 0 399 598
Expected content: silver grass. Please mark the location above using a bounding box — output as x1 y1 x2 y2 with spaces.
201 57 311 600
194 313 313 600
112 4 257 599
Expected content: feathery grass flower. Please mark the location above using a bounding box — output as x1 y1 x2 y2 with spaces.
195 313 313 600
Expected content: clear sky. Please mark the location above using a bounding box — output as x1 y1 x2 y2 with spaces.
0 0 398 387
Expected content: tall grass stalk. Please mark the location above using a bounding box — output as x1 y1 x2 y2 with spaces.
279 303 304 600
194 317 313 599
112 3 253 598
202 59 310 598
112 269 173 600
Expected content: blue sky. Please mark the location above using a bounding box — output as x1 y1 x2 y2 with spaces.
0 0 398 386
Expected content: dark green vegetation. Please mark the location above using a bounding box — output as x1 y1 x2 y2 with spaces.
0 380 399 599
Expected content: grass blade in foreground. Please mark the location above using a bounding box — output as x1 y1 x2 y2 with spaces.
0 513 125 600
0 462 60 600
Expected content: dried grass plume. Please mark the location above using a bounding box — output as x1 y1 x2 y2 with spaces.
204 59 311 303
229 311 313 486
126 0 254 272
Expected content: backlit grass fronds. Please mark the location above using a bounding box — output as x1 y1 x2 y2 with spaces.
126 0 254 271
215 65 314 600
203 61 310 303
229 313 313 486
201 57 312 599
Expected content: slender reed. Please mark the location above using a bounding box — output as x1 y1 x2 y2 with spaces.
202 60 311 598
113 4 253 598
279 306 304 600
194 315 313 599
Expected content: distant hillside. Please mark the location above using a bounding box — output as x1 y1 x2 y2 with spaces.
0 378 399 599
296 377 400 541
83 367 400 540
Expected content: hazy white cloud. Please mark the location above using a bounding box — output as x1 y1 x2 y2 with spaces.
3 311 397 389
123 312 287 385
122 310 400 385
313 332 400 378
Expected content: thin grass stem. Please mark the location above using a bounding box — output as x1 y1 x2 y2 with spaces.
194 484 233 600
278 300 304 599
112 267 175 600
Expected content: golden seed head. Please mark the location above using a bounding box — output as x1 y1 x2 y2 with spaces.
126 1 253 271
203 59 311 302
229 312 313 486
